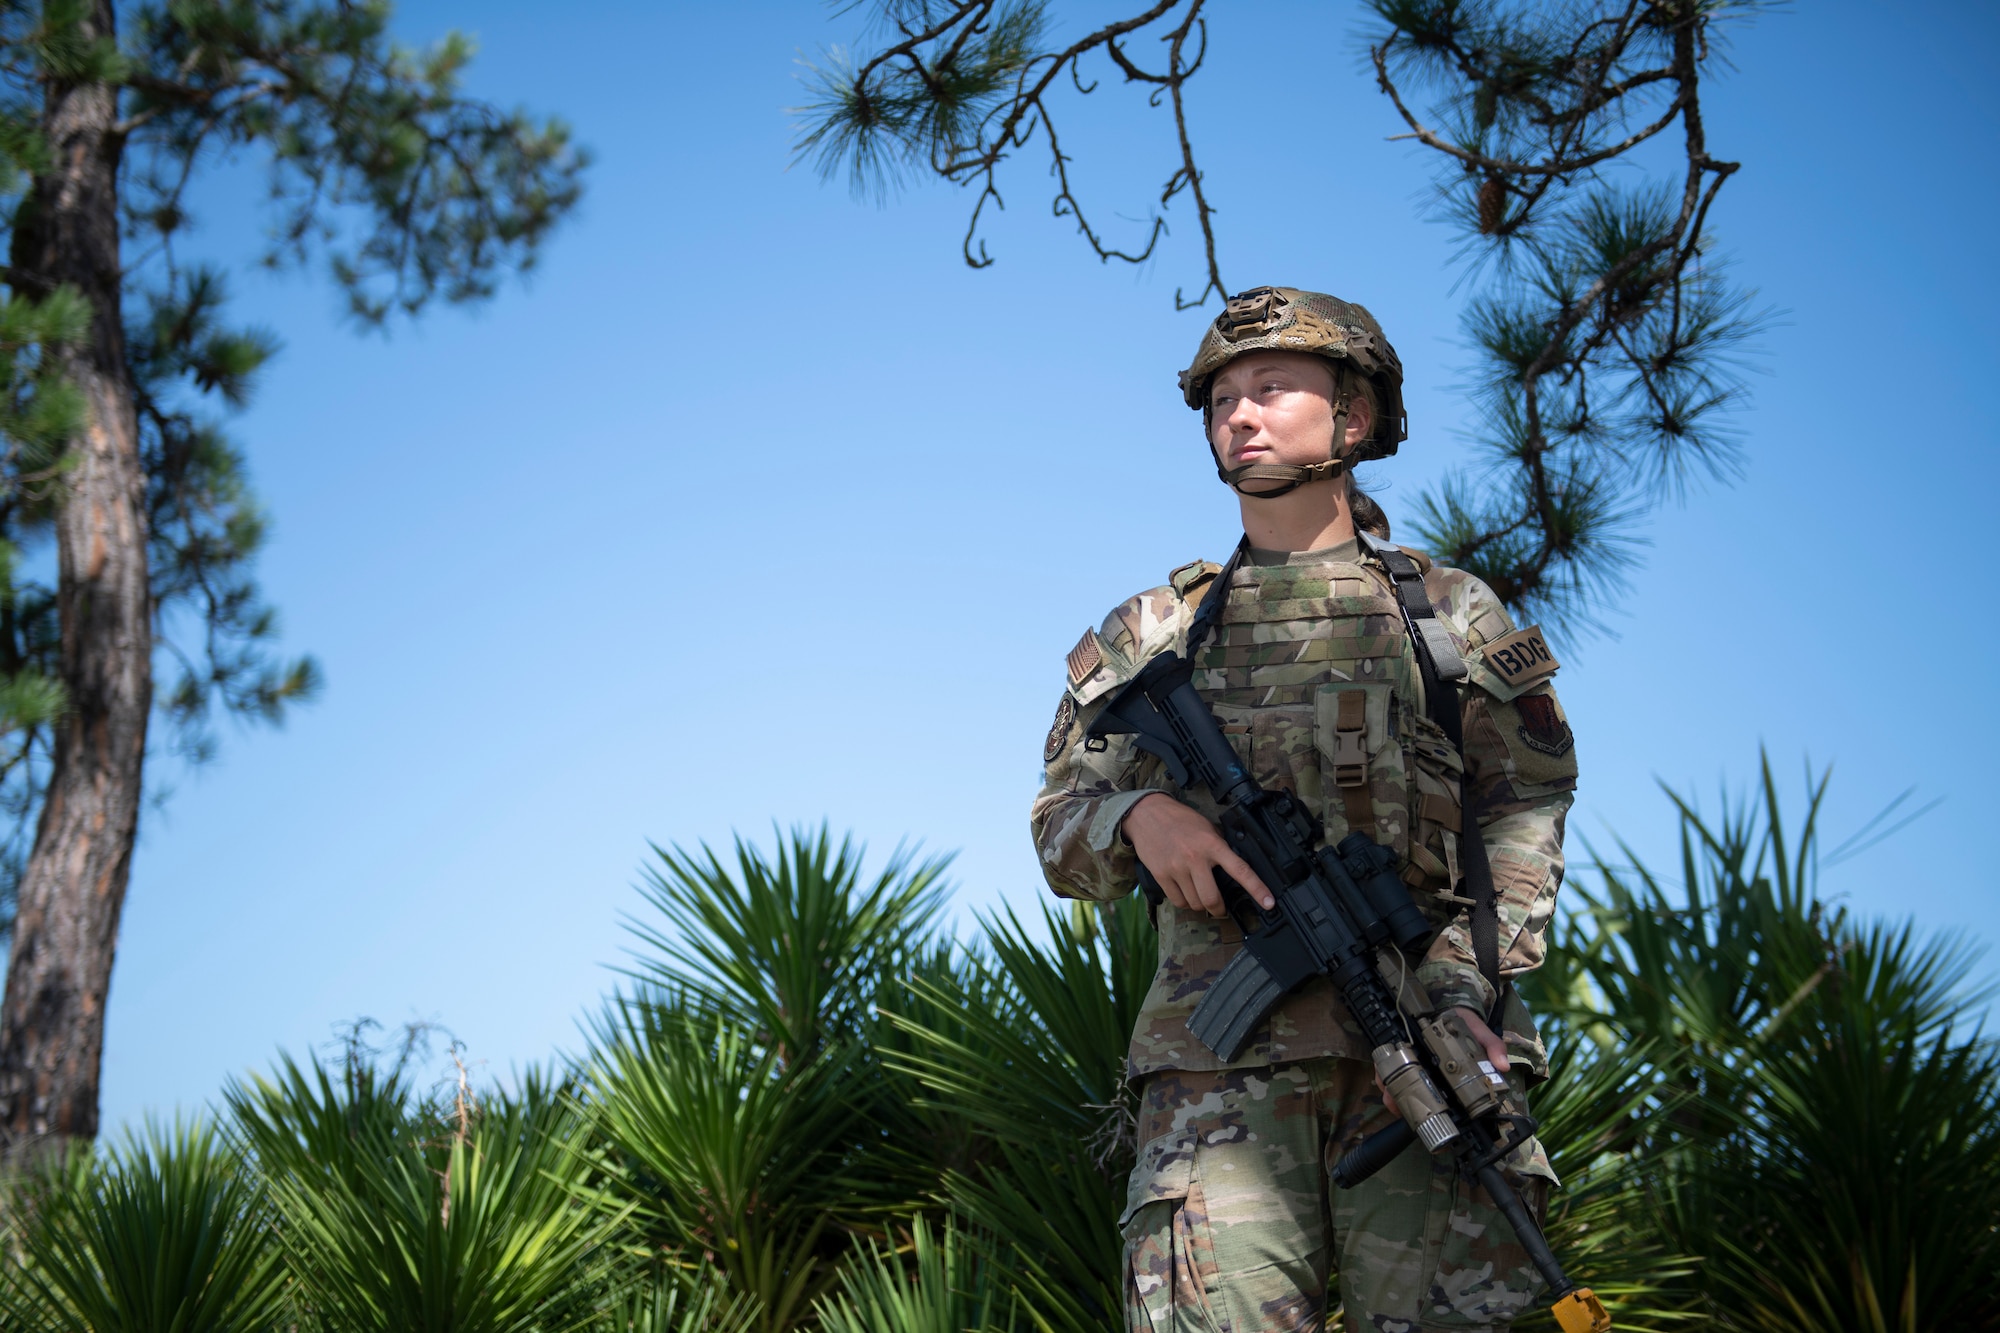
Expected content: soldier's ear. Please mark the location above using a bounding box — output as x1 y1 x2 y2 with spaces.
1344 393 1374 447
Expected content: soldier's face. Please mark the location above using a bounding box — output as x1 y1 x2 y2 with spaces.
1207 352 1368 476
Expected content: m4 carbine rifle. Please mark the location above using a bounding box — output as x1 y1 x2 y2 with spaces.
1087 650 1610 1333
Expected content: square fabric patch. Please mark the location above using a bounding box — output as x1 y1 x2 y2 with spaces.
1066 630 1103 688
1482 625 1559 690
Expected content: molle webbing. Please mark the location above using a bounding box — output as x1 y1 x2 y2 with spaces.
1198 635 1408 668
1195 550 1407 705
1185 537 1496 1005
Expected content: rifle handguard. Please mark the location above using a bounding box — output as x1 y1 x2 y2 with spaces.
1331 1037 1470 1190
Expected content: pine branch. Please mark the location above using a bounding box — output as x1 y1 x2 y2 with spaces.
118 1 589 323
799 2 1769 631
795 0 1227 306
1373 0 1767 633
0 1 589 911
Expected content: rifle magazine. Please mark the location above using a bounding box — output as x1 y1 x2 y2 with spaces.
1187 947 1287 1061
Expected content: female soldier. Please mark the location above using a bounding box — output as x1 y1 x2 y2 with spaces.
1031 287 1579 1332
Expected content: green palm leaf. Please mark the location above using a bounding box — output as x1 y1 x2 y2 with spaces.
0 1119 286 1333
228 1056 622 1333
814 1218 1011 1333
585 1003 868 1333
594 1261 760 1332
873 897 1155 1333
624 824 951 1067
1524 751 1999 1329
1509 1037 1702 1330
1698 918 2000 1331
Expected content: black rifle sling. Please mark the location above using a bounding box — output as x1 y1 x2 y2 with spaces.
1357 532 1505 1020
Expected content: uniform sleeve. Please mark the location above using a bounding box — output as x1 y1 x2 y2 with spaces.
1027 587 1185 902
1029 699 1162 902
1412 571 1578 1016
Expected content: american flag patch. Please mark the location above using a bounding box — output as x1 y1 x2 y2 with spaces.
1065 631 1102 688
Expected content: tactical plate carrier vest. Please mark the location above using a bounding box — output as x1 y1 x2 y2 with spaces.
1033 536 1576 1080
1121 539 1473 1071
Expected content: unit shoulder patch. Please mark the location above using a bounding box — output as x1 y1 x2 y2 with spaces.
1065 630 1103 689
1481 625 1559 689
1514 692 1574 758
1045 693 1077 764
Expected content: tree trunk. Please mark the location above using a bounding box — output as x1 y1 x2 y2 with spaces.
0 0 150 1157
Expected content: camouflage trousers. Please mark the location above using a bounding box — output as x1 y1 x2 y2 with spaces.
1121 1059 1554 1333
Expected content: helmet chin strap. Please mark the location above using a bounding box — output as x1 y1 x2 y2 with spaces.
1214 369 1354 499
1219 455 1344 498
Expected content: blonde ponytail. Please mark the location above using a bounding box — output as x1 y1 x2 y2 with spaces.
1347 473 1391 538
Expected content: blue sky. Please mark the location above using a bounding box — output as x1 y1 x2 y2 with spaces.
93 0 2000 1127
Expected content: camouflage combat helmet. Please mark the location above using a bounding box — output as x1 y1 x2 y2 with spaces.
1179 286 1408 498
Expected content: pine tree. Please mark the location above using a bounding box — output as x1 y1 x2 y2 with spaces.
795 0 1766 629
0 0 586 1157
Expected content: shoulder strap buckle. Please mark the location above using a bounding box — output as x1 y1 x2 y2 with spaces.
1358 531 1467 683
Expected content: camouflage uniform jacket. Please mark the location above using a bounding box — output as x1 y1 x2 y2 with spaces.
1031 538 1577 1081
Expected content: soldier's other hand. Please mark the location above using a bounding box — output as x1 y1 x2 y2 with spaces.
1456 1007 1510 1075
1121 793 1274 916
1377 1006 1510 1117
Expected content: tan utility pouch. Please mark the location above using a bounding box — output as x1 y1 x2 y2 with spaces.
1313 682 1398 846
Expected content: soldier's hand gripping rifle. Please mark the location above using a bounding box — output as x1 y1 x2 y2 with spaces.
1088 650 1610 1333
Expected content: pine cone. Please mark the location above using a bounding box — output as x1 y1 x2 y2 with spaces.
1477 175 1506 235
